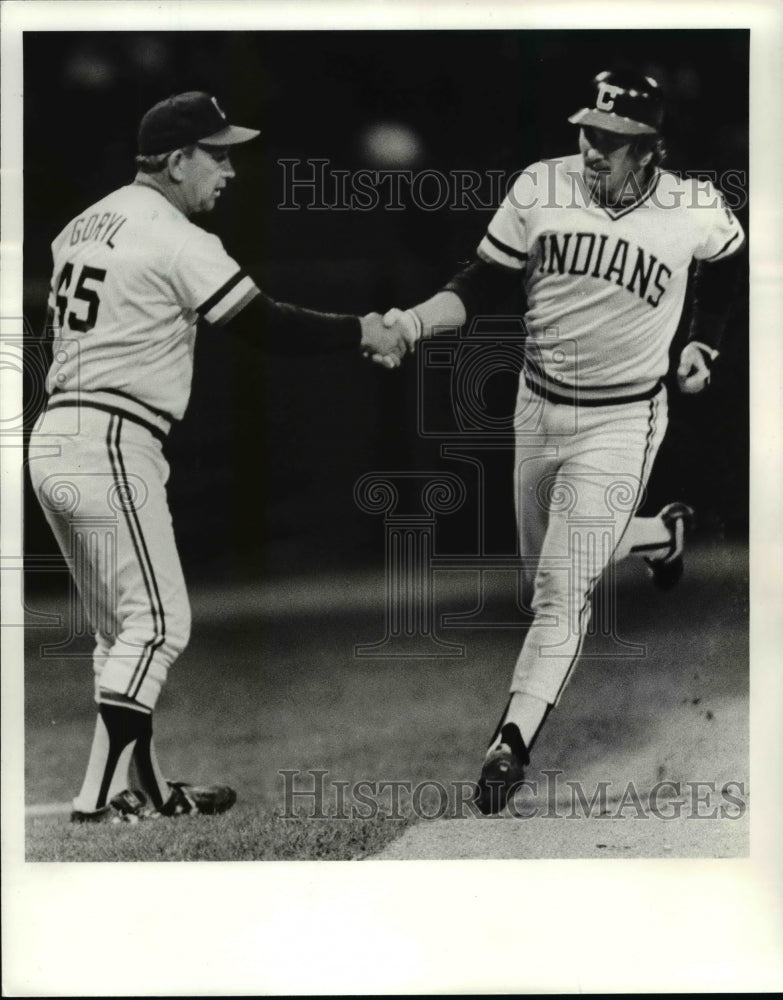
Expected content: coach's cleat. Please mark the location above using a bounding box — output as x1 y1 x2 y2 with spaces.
157 781 237 817
645 502 695 590
475 722 530 815
70 789 149 824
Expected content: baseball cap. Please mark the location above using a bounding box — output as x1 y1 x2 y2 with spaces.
568 70 664 136
138 91 260 155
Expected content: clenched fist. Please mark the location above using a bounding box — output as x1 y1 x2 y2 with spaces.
677 341 717 394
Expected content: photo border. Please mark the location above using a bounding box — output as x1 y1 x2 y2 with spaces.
2 1 781 995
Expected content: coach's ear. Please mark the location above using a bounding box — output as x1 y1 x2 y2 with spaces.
166 149 189 182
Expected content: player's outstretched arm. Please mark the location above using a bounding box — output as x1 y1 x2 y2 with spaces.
372 257 520 367
384 292 466 353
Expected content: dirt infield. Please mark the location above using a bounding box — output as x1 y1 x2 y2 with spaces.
376 541 748 859
375 542 748 859
374 696 748 859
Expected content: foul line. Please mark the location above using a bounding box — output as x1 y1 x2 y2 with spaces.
26 801 71 817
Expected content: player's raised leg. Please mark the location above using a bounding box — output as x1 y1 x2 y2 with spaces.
615 501 695 589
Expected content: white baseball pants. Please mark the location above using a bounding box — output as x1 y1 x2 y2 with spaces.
29 401 190 710
510 378 668 704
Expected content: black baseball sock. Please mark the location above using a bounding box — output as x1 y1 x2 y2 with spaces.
73 700 151 813
488 692 552 753
132 730 171 809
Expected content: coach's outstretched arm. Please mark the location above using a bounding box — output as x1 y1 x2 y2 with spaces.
378 257 521 357
218 286 407 367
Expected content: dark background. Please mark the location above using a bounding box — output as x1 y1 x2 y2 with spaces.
23 30 749 588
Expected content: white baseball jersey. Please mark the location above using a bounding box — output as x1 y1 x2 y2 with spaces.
478 155 745 399
46 183 259 420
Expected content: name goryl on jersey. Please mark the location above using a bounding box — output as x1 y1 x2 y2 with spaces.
479 156 743 396
48 183 257 423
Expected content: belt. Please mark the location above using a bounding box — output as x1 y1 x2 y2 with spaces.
523 372 664 407
46 389 173 444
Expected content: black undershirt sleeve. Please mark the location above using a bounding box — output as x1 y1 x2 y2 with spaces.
441 257 523 321
687 250 745 353
220 287 361 355
221 259 519 351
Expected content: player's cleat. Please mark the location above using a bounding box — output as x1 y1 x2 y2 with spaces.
475 722 530 815
157 781 237 817
70 788 149 824
645 502 695 590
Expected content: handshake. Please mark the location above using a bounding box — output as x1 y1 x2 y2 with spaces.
359 308 423 369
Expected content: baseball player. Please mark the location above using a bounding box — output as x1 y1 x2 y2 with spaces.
28 91 406 823
380 70 745 813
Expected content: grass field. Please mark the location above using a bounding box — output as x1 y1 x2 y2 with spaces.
23 540 748 861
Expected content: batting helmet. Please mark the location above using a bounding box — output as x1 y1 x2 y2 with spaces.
568 69 664 136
